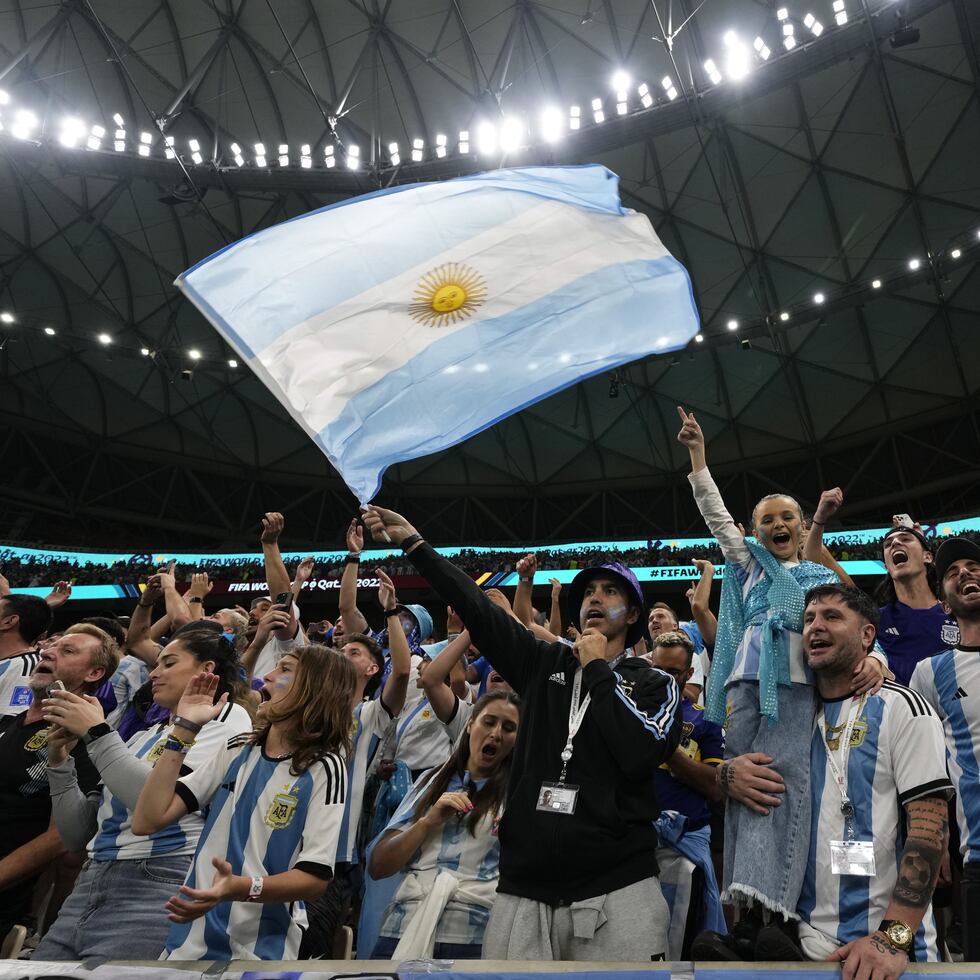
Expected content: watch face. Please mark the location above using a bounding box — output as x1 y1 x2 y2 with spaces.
886 923 913 948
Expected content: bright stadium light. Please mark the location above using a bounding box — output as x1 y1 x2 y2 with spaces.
784 24 797 49
324 144 335 168
592 97 605 123
112 112 124 127
278 143 289 166
723 31 752 80
140 347 150 356
777 7 789 19
833 0 848 25
779 311 790 321
951 248 962 259
803 12 824 36
12 109 38 140
435 133 447 158
0 312 14 324
871 278 882 289
499 117 524 152
59 116 86 147
908 258 921 270
411 137 424 162
569 105 581 130
254 142 266 167
87 124 105 150
114 128 126 152
300 143 312 168
44 326 56 336
388 141 400 166
0 90 8 105
610 70 631 92
727 319 739 331
228 359 238 368
477 120 497 155
814 292 825 304
164 135 176 159
704 59 723 85
638 83 653 108
97 332 112 345
188 349 201 360
138 130 152 156
458 130 470 153
661 76 678 101
189 138 203 164
753 36 771 60
346 144 360 169
540 106 564 142
694 333 704 343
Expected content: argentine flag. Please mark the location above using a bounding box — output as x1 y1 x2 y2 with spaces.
176 165 700 501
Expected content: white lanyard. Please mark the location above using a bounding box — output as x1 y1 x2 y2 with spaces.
558 652 628 783
818 693 867 836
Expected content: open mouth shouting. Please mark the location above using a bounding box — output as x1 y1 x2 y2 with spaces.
772 531 792 547
890 548 909 567
583 607 606 628
961 581 980 598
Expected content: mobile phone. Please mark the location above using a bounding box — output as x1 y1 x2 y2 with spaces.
166 559 177 575
46 679 66 698
274 592 291 607
893 514 914 529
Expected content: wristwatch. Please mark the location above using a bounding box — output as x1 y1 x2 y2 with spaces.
878 919 914 952
82 722 112 745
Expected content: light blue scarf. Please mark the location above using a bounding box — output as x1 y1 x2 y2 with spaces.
705 540 837 727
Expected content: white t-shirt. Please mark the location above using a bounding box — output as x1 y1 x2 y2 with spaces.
0 652 41 716
797 682 952 961
392 656 452 772
251 613 307 680
165 735 346 961
90 702 252 860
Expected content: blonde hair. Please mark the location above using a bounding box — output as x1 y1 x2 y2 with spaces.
64 623 120 685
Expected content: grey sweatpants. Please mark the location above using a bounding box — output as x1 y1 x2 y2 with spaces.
482 875 669 961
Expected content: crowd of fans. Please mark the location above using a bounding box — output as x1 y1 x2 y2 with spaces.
0 531 971 590
0 408 979 974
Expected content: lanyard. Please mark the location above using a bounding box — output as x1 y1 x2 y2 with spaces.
818 693 867 838
558 652 629 783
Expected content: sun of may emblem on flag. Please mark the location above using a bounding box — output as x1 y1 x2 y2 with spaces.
408 262 487 327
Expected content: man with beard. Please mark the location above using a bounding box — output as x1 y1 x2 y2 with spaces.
878 525 958 684
910 537 980 960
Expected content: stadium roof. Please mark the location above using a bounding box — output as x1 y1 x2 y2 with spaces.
0 0 979 551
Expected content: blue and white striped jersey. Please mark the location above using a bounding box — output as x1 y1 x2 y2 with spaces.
165 735 346 961
798 682 952 961
910 645 980 862
90 702 252 860
106 655 149 729
0 652 42 716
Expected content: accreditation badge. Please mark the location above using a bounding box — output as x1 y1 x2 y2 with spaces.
264 787 299 829
830 840 876 877
536 781 579 815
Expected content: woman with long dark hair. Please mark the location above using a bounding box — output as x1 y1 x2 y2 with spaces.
132 643 355 961
368 690 521 960
37 627 253 960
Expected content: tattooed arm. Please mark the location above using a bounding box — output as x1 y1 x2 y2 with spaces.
828 795 948 980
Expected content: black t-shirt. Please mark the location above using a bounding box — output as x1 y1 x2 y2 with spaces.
0 712 100 921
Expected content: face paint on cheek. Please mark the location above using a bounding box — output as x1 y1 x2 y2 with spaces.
606 605 628 621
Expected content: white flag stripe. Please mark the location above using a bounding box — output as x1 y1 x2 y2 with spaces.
251 203 668 434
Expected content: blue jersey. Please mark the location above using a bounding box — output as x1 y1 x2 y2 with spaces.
910 646 980 862
798 683 951 961
878 601 959 685
654 699 724 829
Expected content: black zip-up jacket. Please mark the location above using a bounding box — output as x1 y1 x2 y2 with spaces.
409 542 682 905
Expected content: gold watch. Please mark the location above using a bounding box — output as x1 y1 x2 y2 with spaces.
878 919 914 953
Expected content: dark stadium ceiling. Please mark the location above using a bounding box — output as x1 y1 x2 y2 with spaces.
0 0 979 551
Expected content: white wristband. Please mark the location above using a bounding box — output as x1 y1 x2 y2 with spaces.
246 875 264 902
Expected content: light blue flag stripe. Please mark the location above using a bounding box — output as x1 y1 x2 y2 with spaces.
178 165 627 360
316 255 697 500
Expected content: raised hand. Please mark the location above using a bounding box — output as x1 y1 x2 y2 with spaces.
294 556 315 584
173 671 226 728
187 572 212 600
676 405 704 451
41 690 105 737
360 505 419 547
45 581 72 608
45 723 78 767
692 558 715 579
260 512 284 544
256 605 291 642
574 629 608 666
377 568 397 611
0 569 9 597
813 487 844 525
516 553 538 581
446 606 464 635
485 588 514 615
549 577 562 599
345 518 364 555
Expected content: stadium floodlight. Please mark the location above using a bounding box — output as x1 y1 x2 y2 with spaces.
704 59 722 85
44 326 56 336
112 113 124 127
59 116 86 147
569 105 581 130
777 7 789 19
97 332 112 345
138 143 150 157
189 139 201 152
228 359 238 368
114 129 126 152
254 142 267 167
753 36 771 59
727 319 739 331
300 144 312 168
694 333 704 343
458 130 470 153
638 83 653 108
388 141 400 166
140 131 153 144
324 144 336 168
661 76 678 101
499 117 524 153
908 258 921 270
435 133 447 158
412 137 424 162
164 135 176 159
616 91 628 115
230 142 244 166
779 311 790 321
477 120 497 155
784 24 797 49
346 144 360 169
951 248 962 259
813 292 825 304
540 106 564 142
12 109 38 140
833 0 848 25
140 347 150 356
871 278 882 289
723 31 752 80
0 312 14 324
610 70 631 91
188 349 201 360
591 97 605 123
86 124 104 150
803 13 824 36
0 89 8 105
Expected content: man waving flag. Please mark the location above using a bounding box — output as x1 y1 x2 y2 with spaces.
176 165 700 502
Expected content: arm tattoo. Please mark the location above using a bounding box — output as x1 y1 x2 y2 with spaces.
870 934 903 956
894 798 949 908
717 761 735 797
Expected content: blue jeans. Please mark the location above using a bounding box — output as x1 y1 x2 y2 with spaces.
36 855 191 960
722 680 815 919
372 935 482 959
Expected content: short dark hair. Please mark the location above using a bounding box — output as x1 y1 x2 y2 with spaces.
649 601 679 625
81 616 126 648
343 632 385 697
1 594 53 644
804 583 880 627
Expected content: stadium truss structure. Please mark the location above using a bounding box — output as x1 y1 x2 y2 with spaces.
0 0 979 551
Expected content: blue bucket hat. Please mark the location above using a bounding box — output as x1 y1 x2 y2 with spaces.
397 603 433 643
567 562 646 649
